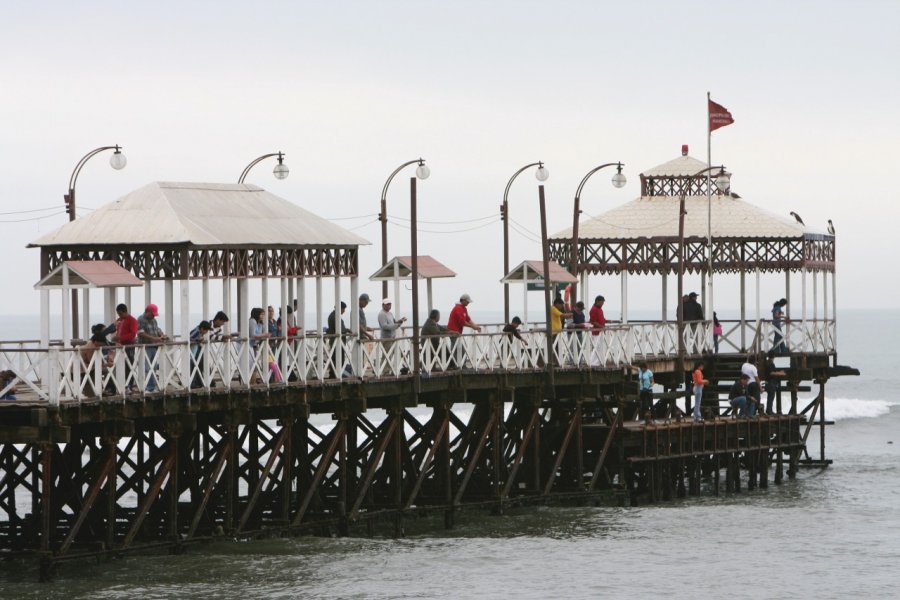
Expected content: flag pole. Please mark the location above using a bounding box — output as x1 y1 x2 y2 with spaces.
706 92 714 329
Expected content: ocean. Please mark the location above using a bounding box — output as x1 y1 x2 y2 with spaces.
1 309 898 599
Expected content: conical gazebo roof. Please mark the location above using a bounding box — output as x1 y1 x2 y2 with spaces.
549 151 834 275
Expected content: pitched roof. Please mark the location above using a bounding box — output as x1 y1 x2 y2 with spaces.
369 256 457 281
501 260 577 284
34 260 143 289
552 194 823 240
29 182 370 248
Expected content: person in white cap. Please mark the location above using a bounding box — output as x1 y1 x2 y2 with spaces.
377 298 406 343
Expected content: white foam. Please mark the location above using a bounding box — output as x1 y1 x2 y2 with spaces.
824 398 899 421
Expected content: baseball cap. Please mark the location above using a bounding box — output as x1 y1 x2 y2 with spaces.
145 303 159 317
460 293 472 302
382 298 392 305
360 293 371 302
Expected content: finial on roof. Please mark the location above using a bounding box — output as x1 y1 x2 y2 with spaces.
682 144 688 156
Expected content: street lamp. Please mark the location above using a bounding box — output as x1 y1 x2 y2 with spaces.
63 145 127 221
501 162 549 323
63 145 127 338
568 162 626 301
238 152 289 184
379 158 429 298
676 165 730 372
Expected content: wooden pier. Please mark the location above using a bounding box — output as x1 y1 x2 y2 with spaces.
0 343 854 580
1 147 857 580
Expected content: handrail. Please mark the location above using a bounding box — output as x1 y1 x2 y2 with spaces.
0 319 837 404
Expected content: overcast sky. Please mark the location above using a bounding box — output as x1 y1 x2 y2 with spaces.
2 0 898 321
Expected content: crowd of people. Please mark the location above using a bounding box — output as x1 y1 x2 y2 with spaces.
41 287 792 407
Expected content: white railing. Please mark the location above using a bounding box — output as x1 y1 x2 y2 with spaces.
0 319 836 405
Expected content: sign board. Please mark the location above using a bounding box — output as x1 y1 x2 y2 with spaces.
526 282 568 293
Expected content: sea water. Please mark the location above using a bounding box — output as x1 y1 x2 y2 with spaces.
0 310 897 599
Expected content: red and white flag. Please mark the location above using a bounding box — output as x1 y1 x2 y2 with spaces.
708 99 734 132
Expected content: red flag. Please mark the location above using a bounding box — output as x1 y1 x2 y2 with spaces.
708 99 734 132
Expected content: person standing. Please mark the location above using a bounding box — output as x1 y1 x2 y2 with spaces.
589 295 606 333
588 295 607 367
377 298 406 341
772 298 788 353
683 292 705 321
741 354 761 389
692 361 709 422
764 350 787 415
422 308 458 370
549 297 571 334
113 303 139 391
358 293 376 341
209 311 230 342
713 312 723 354
630 362 655 421
189 320 212 389
327 302 348 336
502 316 527 345
448 294 481 369
447 294 481 334
137 303 167 392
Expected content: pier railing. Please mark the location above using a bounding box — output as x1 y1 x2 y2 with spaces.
0 318 836 404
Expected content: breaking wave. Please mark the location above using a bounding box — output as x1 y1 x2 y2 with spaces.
825 398 899 421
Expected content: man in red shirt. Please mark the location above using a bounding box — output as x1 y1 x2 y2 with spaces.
447 294 481 369
113 303 139 392
448 294 482 334
114 303 139 344
589 295 606 335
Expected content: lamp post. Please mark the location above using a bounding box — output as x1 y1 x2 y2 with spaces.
568 162 626 301
676 165 730 372
502 162 549 323
238 152 289 184
63 145 127 338
379 158 430 298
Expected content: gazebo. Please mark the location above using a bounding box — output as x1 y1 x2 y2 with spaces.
548 147 836 356
500 260 577 327
34 260 144 346
29 181 370 345
369 255 456 315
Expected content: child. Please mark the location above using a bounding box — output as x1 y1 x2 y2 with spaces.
692 361 709 422
713 312 722 354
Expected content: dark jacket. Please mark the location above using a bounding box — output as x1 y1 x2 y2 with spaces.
683 299 705 321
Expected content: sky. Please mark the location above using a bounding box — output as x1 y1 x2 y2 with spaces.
2 0 899 323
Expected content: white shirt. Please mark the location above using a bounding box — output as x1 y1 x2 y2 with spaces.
741 362 759 382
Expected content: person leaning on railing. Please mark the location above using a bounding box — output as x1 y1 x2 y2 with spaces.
422 309 458 371
448 294 481 369
137 303 167 392
79 332 113 398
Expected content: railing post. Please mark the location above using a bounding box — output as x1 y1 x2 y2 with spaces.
47 347 60 405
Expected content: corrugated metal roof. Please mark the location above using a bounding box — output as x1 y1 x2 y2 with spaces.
29 182 370 248
369 255 457 281
552 194 825 240
501 260 577 284
34 260 143 289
